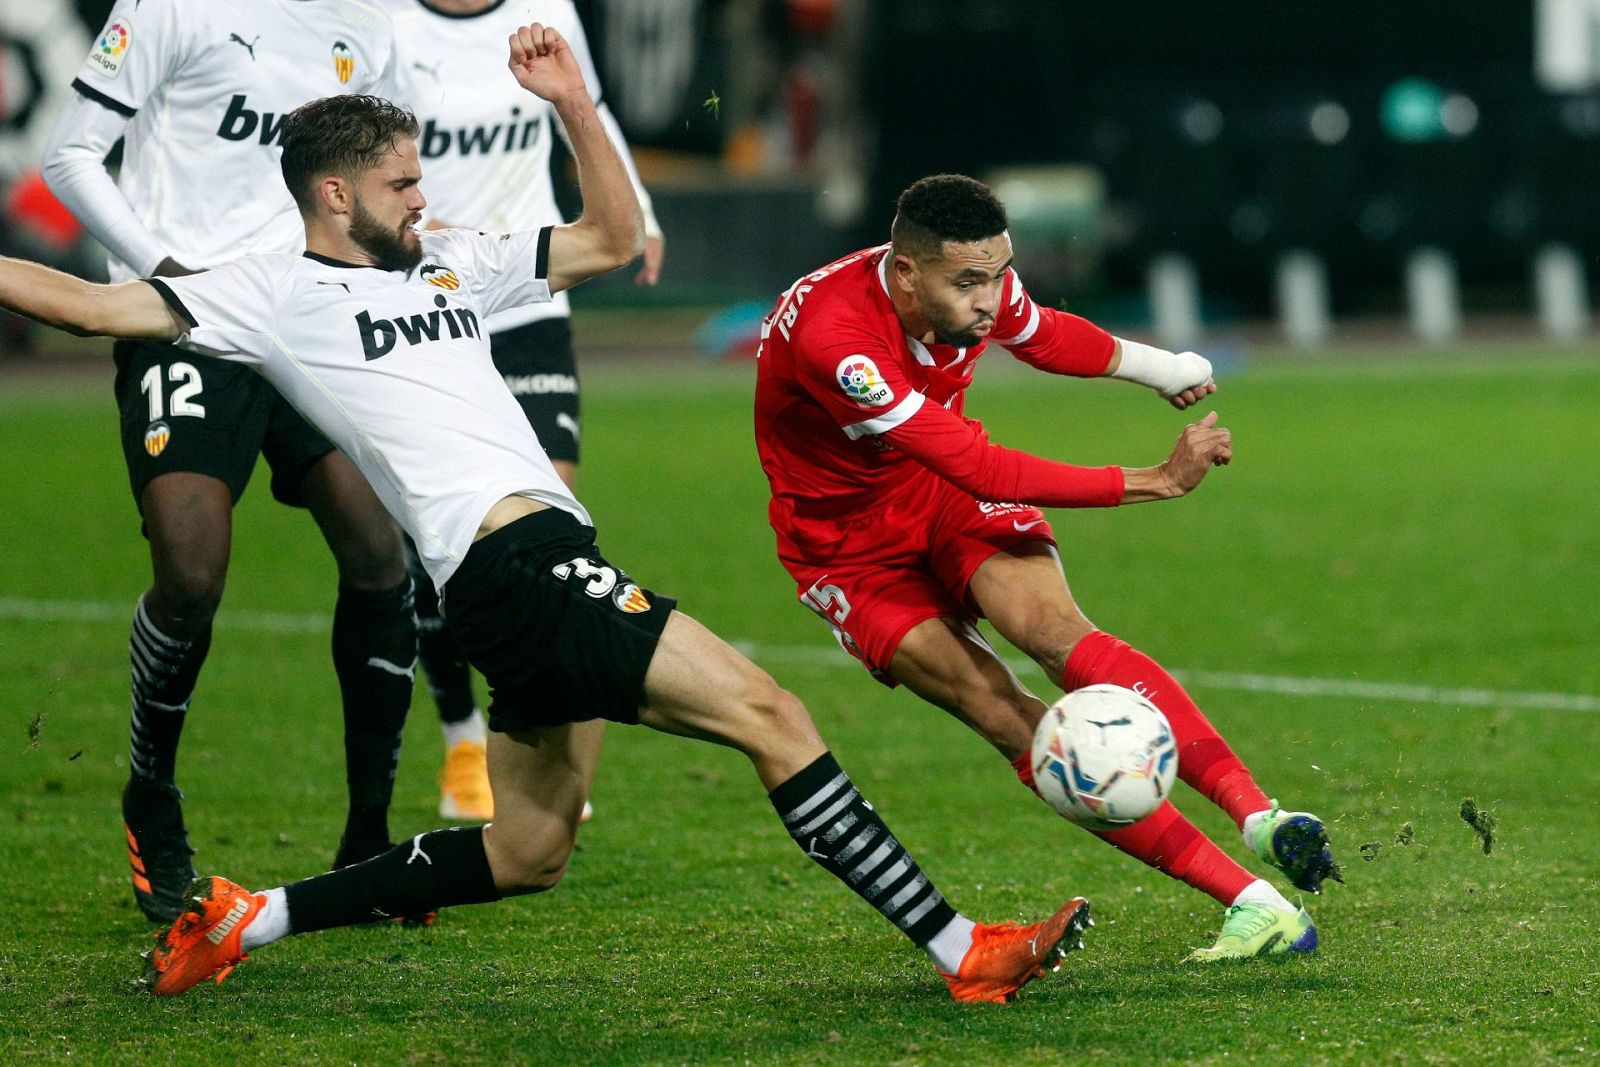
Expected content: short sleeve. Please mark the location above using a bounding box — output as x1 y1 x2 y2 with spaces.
425 227 554 319
151 257 283 366
793 324 926 442
71 0 188 117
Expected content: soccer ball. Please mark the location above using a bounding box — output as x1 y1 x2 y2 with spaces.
1031 684 1177 831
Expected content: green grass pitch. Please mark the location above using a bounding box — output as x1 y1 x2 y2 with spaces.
1 344 1597 1064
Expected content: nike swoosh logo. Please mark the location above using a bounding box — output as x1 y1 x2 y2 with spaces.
1013 519 1046 532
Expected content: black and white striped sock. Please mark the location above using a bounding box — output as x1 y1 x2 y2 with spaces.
769 752 960 948
129 597 210 783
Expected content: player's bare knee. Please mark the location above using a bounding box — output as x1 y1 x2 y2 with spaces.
329 524 407 590
736 676 821 752
151 562 226 626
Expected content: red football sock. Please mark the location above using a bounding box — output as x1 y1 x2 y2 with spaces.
1010 751 1040 796
1063 631 1270 826
1095 801 1256 906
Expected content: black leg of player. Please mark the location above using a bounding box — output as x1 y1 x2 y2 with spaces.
330 578 417 866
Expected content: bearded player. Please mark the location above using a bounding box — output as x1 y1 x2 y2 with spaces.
0 30 1096 1004
386 0 666 823
754 174 1339 961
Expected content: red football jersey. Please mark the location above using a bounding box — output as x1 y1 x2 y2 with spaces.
754 244 1126 521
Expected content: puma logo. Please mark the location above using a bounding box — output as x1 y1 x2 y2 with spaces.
367 656 416 681
411 59 442 79
406 834 432 866
228 33 260 60
206 896 253 944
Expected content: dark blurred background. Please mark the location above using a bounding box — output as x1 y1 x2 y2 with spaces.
9 0 1600 355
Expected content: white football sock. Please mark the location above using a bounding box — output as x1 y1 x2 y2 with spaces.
441 709 487 748
240 887 290 950
924 914 978 974
1240 808 1272 850
1230 878 1293 912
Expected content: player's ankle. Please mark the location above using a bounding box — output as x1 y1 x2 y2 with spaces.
923 914 977 974
1230 878 1292 912
1240 807 1273 846
239 888 289 951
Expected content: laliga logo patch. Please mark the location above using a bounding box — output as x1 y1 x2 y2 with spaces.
144 421 171 458
88 18 132 78
332 40 355 84
835 355 894 407
421 264 460 290
613 584 651 614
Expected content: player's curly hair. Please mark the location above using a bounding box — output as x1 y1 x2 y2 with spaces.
891 174 1008 262
280 95 420 214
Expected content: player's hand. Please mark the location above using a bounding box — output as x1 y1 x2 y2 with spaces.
152 256 198 278
1164 375 1216 410
635 234 664 285
1158 411 1232 497
507 24 586 105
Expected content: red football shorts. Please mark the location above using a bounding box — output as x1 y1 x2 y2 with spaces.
773 474 1055 686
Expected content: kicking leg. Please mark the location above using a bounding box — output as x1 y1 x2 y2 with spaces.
970 543 1337 895
300 451 416 866
888 611 1272 909
637 611 1090 1003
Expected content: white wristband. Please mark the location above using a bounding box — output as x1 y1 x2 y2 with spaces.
1110 338 1213 397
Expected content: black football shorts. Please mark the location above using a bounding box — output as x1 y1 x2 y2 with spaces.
489 317 580 464
113 338 334 510
441 507 677 731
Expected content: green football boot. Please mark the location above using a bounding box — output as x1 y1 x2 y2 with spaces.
1185 903 1318 962
1251 802 1342 893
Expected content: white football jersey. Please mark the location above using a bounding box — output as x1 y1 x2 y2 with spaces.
154 227 590 585
67 0 397 281
386 0 648 330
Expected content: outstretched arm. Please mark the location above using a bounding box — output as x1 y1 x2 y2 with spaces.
0 255 186 340
505 23 643 294
884 402 1233 506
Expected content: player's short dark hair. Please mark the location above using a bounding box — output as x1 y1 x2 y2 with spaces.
280 94 420 214
891 174 1009 263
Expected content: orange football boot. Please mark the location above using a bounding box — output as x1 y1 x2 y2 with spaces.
140 876 264 996
940 897 1093 1004
438 740 494 821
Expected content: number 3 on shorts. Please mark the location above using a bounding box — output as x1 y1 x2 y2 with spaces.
552 557 619 598
140 362 207 421
802 579 851 625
